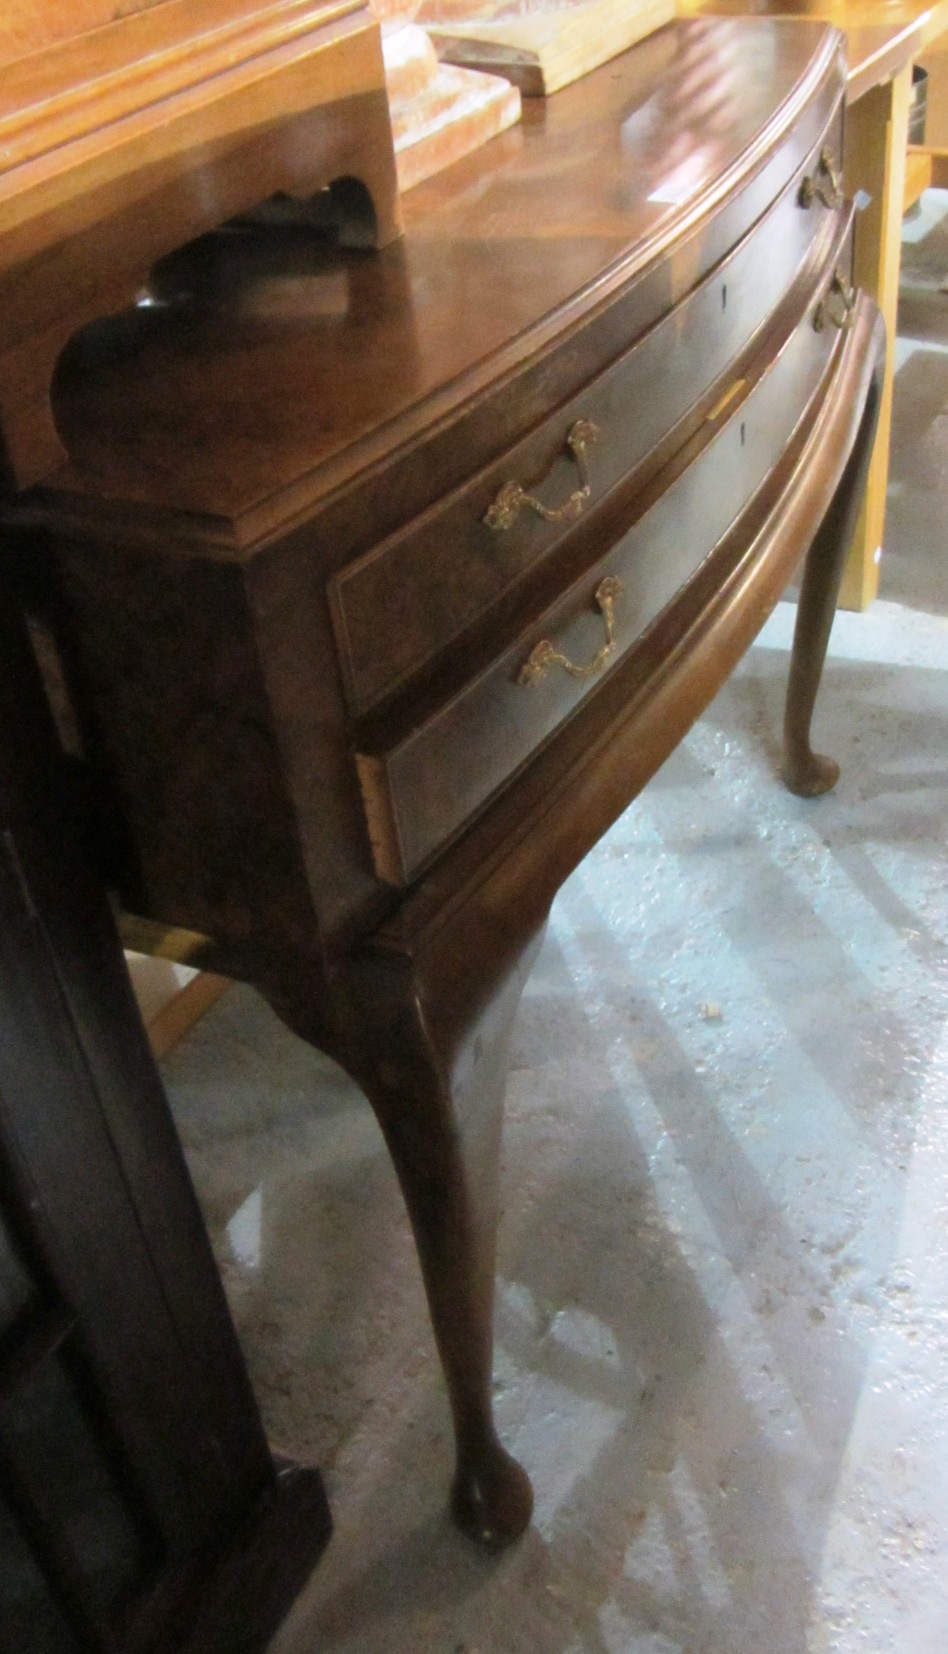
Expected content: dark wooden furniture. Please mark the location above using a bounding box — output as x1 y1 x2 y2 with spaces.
0 587 331 1650
2 18 883 1550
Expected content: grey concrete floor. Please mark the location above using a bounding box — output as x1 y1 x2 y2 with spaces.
161 195 948 1653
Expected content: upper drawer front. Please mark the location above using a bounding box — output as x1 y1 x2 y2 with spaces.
356 249 854 886
330 111 844 717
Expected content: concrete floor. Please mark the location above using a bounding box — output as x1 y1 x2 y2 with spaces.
161 195 948 1653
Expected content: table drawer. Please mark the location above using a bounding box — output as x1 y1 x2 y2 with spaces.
330 108 844 717
355 251 854 885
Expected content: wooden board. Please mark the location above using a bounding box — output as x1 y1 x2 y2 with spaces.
126 954 232 1059
0 0 400 492
0 0 165 64
417 0 674 94
382 20 521 191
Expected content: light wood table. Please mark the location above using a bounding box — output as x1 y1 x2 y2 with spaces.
0 0 401 493
680 0 948 607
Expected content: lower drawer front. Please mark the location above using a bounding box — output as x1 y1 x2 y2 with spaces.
356 269 847 887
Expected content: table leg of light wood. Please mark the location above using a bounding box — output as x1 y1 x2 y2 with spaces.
839 64 911 609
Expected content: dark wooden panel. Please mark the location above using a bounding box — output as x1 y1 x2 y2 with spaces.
0 590 330 1647
3 1351 151 1625
0 1214 34 1336
0 1490 83 1654
0 621 273 1550
43 544 323 959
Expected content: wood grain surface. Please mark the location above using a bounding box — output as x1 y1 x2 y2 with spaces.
0 20 883 1550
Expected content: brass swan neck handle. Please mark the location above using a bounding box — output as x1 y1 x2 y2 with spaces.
518 576 623 687
484 419 600 532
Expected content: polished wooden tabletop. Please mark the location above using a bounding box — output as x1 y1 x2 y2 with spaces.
678 0 948 98
36 17 840 537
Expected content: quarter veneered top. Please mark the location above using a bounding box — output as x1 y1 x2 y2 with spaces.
37 17 843 539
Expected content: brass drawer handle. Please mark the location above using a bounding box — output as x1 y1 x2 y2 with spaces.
518 575 623 686
814 270 857 332
484 418 600 531
800 147 843 210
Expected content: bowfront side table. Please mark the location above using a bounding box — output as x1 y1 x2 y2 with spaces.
3 18 883 1548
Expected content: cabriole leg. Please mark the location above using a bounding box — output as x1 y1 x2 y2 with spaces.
783 355 883 796
264 924 542 1548
337 937 539 1547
